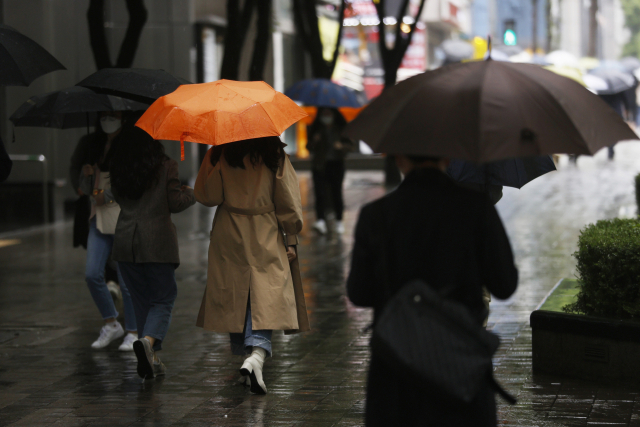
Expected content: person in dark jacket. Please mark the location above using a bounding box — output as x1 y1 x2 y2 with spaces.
307 108 355 235
0 135 12 183
109 127 195 379
347 155 518 427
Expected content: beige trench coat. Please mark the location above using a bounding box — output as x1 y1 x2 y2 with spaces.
194 147 310 334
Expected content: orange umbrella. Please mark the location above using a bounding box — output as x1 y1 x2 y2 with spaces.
136 80 307 160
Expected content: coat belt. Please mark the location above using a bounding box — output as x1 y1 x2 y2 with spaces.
220 202 275 216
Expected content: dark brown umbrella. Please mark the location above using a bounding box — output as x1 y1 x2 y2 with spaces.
343 60 637 162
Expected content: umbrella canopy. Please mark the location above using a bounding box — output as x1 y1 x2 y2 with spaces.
136 80 307 160
592 60 628 73
484 50 511 62
509 51 534 63
10 86 147 129
546 50 580 69
544 65 586 86
76 68 192 103
588 68 637 95
583 74 609 93
620 56 640 72
300 106 365 125
579 57 600 71
284 78 363 108
343 61 637 162
494 45 523 57
440 39 474 63
447 155 556 189
0 24 65 86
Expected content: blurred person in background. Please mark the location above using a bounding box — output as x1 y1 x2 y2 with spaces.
78 111 138 351
70 125 121 300
109 127 195 379
307 108 356 235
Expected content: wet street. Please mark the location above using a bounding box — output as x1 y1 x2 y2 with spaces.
2 143 640 426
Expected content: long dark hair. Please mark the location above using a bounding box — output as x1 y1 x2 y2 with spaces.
210 136 285 174
108 127 167 200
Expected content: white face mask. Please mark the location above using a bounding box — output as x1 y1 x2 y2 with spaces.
100 116 122 134
320 116 333 126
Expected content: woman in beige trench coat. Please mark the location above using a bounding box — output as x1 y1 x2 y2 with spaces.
194 136 309 395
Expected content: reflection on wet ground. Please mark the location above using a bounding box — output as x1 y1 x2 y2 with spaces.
2 143 640 426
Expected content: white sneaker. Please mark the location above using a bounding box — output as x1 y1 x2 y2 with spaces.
118 333 137 352
312 219 327 235
91 322 124 349
335 221 345 235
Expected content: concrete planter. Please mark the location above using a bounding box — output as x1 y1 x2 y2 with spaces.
531 279 640 382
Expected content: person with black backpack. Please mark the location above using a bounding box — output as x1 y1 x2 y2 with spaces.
347 154 518 426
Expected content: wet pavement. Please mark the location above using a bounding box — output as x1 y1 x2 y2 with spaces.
2 142 640 426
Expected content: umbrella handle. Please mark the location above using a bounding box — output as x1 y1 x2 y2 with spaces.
180 132 188 161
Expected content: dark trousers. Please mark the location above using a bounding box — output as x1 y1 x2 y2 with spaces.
365 353 497 426
312 160 345 221
118 262 177 351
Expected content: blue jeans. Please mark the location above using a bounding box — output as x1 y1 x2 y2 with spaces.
229 297 272 357
86 218 136 331
118 262 177 352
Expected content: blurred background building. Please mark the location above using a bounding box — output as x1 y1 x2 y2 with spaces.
0 0 636 232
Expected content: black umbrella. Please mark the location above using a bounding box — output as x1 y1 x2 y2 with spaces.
0 24 65 86
447 156 556 190
588 68 636 95
10 86 147 129
76 68 192 103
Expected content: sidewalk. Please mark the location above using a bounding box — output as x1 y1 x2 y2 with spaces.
2 142 640 426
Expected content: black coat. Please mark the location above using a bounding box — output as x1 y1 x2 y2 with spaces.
347 167 518 427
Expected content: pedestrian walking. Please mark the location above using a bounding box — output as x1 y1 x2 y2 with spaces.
347 155 518 426
600 93 627 160
70 129 120 295
108 126 195 379
78 111 138 351
194 136 309 395
307 108 355 235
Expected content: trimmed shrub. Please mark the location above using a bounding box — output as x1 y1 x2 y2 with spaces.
636 173 640 215
564 218 640 320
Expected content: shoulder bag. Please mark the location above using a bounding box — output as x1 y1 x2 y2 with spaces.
94 171 120 235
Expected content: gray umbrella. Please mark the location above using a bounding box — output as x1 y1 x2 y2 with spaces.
620 57 640 73
588 68 637 95
440 39 473 63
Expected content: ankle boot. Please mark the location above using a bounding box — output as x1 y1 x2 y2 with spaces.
239 347 267 394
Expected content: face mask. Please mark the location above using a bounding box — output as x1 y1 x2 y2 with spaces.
320 116 333 126
100 116 122 134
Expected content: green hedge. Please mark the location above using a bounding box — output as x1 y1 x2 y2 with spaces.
635 173 640 215
564 218 640 320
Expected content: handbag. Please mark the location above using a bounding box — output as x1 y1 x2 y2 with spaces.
94 171 120 235
370 201 516 404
